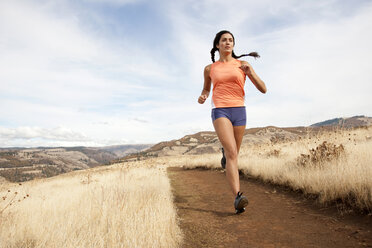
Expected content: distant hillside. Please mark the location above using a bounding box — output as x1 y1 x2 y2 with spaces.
0 144 151 182
311 115 372 128
99 144 152 157
2 115 370 182
120 115 372 162
118 126 311 162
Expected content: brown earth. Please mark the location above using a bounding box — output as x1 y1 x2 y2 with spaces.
168 167 372 248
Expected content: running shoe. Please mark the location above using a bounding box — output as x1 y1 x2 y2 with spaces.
234 192 248 214
221 147 226 169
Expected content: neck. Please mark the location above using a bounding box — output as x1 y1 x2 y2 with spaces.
218 52 233 62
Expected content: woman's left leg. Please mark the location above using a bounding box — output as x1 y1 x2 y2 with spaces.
213 118 240 195
233 125 246 154
230 125 245 193
213 119 246 196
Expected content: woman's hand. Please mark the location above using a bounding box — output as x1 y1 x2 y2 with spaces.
198 94 208 104
239 64 253 76
240 61 267 94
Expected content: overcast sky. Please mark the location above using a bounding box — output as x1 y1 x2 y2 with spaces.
1 0 372 147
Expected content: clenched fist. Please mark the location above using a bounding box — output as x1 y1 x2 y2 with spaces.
198 94 208 104
239 64 253 76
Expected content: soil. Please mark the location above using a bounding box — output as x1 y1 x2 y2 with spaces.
167 167 372 248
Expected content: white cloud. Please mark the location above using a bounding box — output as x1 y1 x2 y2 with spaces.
0 6 174 109
249 3 372 126
166 0 372 128
0 0 182 147
1 0 372 147
81 0 143 5
0 126 89 147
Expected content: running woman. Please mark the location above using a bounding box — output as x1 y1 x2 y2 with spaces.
198 30 267 214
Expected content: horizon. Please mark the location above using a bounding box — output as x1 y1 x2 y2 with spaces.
1 0 372 147
1 114 369 149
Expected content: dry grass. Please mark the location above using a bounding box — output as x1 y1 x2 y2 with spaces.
1 126 370 247
171 127 372 212
0 162 182 248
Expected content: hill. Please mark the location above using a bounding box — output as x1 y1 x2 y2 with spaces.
311 115 372 128
121 115 372 161
2 115 370 182
119 126 309 161
0 144 151 182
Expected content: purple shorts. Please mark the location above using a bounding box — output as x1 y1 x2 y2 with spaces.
211 107 246 126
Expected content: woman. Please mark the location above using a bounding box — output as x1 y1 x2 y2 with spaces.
198 30 267 214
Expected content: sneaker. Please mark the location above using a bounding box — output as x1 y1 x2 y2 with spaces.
234 192 248 214
221 148 226 169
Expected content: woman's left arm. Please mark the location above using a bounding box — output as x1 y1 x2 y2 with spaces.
240 61 267 94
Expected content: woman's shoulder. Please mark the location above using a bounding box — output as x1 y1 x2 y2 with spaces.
204 64 213 72
238 60 250 66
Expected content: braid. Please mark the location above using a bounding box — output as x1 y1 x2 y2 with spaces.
210 47 218 62
232 51 260 60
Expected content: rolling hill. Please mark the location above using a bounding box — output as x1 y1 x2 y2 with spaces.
0 144 151 182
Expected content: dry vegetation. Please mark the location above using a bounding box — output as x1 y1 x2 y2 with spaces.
1 125 370 247
164 127 372 212
0 162 182 248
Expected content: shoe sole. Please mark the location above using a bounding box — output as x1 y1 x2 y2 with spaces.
235 208 245 214
236 197 248 212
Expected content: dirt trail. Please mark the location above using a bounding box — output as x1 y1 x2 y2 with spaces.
167 167 372 248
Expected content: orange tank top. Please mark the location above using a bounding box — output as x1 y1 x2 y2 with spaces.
210 59 246 108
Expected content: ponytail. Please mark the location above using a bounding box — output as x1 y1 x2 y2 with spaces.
232 51 260 60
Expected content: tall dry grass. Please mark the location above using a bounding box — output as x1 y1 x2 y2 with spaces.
0 162 182 248
174 127 372 211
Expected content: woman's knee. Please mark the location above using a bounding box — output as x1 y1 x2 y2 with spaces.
224 147 238 160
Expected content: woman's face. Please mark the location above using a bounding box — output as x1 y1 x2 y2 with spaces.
217 33 234 53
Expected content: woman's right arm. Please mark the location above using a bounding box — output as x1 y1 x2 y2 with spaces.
198 65 212 104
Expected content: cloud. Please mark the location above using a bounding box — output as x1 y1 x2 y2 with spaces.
81 0 143 5
166 0 372 128
1 0 372 147
131 118 149 124
0 126 89 146
0 123 157 147
249 2 372 125
0 0 176 117
0 0 183 147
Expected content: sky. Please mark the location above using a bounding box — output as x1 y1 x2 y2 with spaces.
1 0 372 147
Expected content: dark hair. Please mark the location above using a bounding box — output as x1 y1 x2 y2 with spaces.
210 30 260 62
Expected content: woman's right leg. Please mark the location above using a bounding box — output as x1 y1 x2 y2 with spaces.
213 117 240 196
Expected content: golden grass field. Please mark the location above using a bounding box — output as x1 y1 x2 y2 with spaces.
0 126 371 247
172 127 372 212
0 163 182 248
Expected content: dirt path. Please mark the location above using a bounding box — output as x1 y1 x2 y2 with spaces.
167 167 372 248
